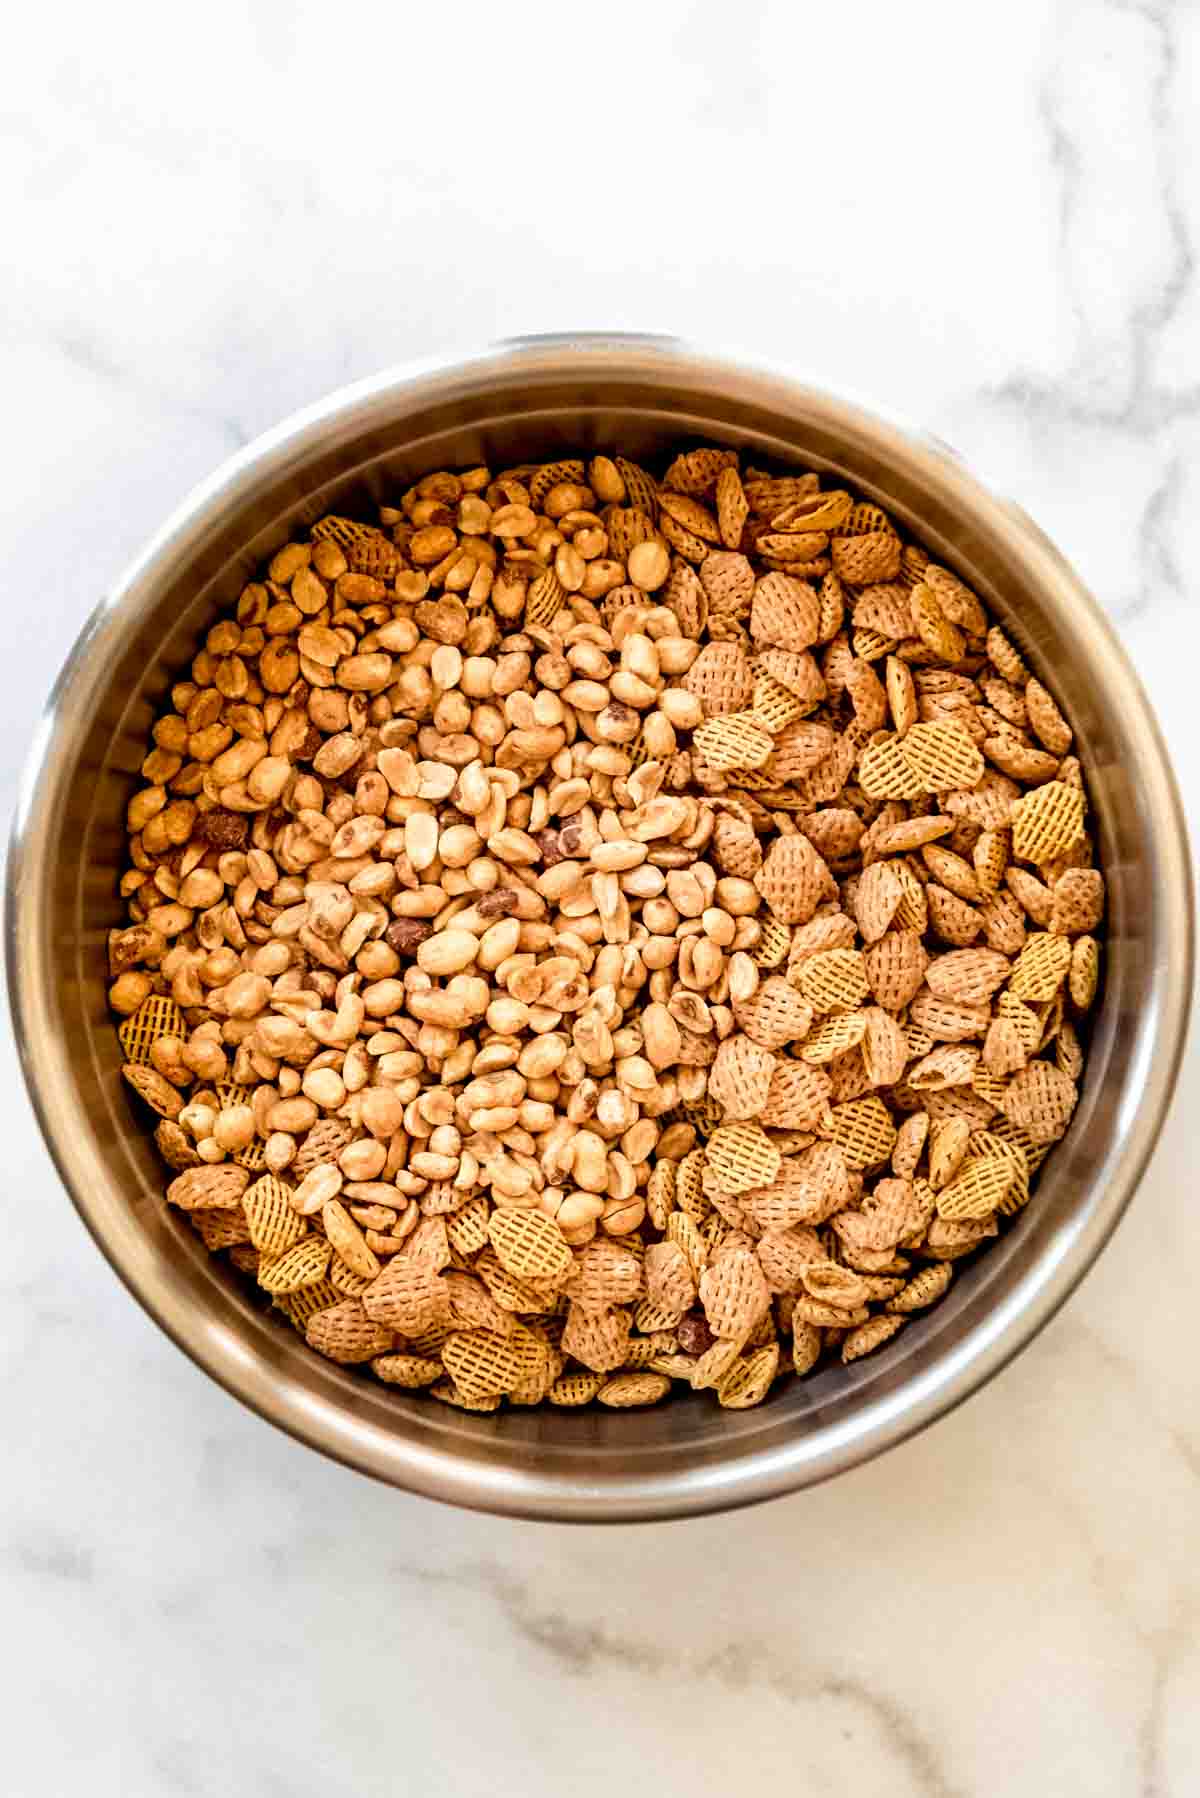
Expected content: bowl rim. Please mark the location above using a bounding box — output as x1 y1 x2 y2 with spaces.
7 333 1194 1520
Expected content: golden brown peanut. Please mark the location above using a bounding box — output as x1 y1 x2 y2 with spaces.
642 1003 682 1070
417 930 479 976
267 1096 318 1134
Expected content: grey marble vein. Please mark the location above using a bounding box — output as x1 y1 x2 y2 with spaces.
1132 451 1187 617
1138 1602 1195 1798
992 0 1198 434
977 1 1199 624
397 1558 966 1798
49 327 251 452
5 1527 95 1584
1036 42 1086 341
1054 1314 1200 1488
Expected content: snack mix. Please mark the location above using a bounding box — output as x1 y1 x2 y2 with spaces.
110 447 1102 1411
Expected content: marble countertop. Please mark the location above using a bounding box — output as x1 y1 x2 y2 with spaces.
4 2 1198 1792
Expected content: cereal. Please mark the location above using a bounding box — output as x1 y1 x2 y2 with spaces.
488 1208 573 1286
1069 935 1101 1011
683 641 753 716
760 1060 834 1130
841 1314 906 1363
1050 868 1105 937
706 1122 781 1195
1010 779 1086 865
598 1371 672 1408
561 1303 632 1373
755 648 826 710
799 1008 870 1064
305 1301 394 1364
898 721 985 792
751 672 807 733
751 572 821 652
112 443 1103 1408
755 833 833 925
1000 1061 1079 1143
1009 931 1073 1002
740 905 787 962
693 713 775 772
854 860 905 943
166 1165 249 1212
828 1097 897 1169
863 931 928 1010
371 1353 443 1389
708 1035 776 1120
733 976 813 1049
117 993 185 1065
717 1342 781 1407
792 948 869 1014
925 948 1011 1005
1025 678 1072 755
442 1329 545 1402
935 1155 1019 1220
243 1175 307 1255
431 1382 501 1413
859 736 927 801
362 1253 446 1335
887 1262 953 1313
258 1235 332 1294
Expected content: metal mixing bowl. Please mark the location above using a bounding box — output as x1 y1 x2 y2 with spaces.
8 336 1192 1520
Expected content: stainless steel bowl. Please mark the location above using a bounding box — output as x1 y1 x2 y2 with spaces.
8 336 1192 1520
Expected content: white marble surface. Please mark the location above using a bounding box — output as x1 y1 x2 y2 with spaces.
3 1 1199 1792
